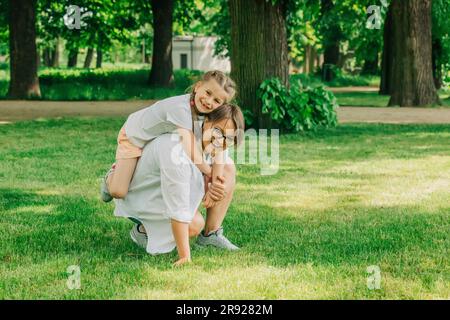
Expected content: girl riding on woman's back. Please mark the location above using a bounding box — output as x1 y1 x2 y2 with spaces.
100 70 237 204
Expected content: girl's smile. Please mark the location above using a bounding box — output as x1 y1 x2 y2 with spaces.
194 79 229 114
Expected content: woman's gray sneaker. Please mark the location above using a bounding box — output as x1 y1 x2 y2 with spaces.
130 224 148 249
196 227 240 250
100 168 114 202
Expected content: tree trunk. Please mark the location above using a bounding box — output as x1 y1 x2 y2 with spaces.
43 48 51 67
96 48 102 68
380 5 394 95
388 0 440 106
320 0 341 82
7 0 40 99
67 48 78 68
148 0 174 87
229 0 288 129
84 48 94 68
309 46 317 75
50 38 60 67
361 43 379 75
96 34 103 68
432 39 443 90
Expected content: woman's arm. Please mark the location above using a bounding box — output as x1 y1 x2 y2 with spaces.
171 219 191 266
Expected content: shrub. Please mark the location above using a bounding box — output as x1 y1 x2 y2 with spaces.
258 77 338 132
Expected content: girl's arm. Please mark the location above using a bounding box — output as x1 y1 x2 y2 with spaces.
177 127 212 177
171 219 191 266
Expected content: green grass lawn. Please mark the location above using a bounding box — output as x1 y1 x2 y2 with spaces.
0 66 198 100
0 117 449 299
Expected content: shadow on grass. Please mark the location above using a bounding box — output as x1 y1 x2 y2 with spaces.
1 188 448 274
0 188 173 265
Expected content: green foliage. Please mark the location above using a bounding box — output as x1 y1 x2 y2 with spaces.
0 67 203 100
36 0 142 58
432 0 450 76
0 0 8 56
258 77 338 132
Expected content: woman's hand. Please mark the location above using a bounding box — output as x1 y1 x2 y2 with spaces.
173 256 192 267
208 176 226 202
203 192 217 209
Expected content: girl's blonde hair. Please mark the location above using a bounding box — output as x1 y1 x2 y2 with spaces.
207 103 245 146
190 70 237 103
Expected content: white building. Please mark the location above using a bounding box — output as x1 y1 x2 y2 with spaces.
172 36 230 73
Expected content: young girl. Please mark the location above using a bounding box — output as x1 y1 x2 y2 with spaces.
114 103 245 266
101 70 236 203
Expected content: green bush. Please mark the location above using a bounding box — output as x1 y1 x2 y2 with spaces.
258 77 338 132
290 72 380 88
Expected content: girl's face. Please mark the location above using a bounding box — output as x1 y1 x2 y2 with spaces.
194 79 229 114
202 117 237 154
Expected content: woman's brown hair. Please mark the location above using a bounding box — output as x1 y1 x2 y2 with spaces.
207 103 245 146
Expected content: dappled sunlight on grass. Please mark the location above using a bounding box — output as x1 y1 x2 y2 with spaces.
0 119 449 299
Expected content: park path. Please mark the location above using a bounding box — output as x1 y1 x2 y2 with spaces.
0 99 450 124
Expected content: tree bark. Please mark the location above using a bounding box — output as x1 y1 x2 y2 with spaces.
50 38 60 67
229 0 289 129
148 0 174 87
388 0 440 106
67 48 78 68
380 5 394 95
96 48 102 68
432 39 443 90
43 48 51 67
7 0 40 99
84 48 94 68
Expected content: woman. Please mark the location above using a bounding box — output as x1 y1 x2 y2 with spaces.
113 104 245 265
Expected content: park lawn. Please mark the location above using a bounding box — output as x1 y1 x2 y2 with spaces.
335 89 450 108
0 118 449 299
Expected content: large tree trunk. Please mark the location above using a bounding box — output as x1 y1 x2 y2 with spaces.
148 0 174 87
388 0 440 106
229 0 289 129
380 5 394 95
7 0 40 99
84 48 94 68
67 48 78 68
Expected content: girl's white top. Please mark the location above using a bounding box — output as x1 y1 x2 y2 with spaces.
114 133 205 255
124 94 192 148
114 98 232 255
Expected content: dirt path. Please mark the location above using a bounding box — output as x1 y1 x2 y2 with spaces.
0 100 450 124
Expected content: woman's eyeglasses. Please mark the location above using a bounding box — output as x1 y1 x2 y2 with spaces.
211 127 235 148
